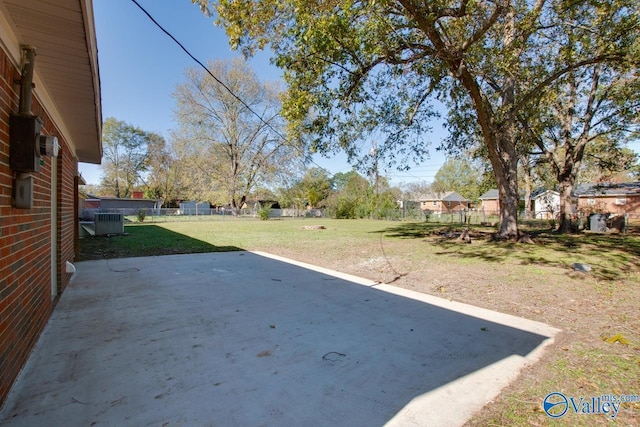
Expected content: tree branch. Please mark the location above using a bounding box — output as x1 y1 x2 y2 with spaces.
512 54 626 116
460 2 504 53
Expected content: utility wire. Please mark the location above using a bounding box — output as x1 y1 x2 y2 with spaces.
130 0 332 173
130 0 286 141
130 0 410 282
129 0 436 185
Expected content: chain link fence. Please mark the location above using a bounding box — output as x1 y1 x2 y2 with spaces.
81 206 640 229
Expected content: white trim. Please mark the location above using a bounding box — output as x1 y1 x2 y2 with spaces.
32 74 77 155
0 3 19 62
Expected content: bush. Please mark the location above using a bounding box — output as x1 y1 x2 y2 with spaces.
257 203 272 220
137 209 146 223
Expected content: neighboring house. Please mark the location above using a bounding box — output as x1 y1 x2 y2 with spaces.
84 197 101 209
574 182 640 215
532 190 560 219
479 189 500 214
419 191 470 214
242 199 282 210
0 0 101 406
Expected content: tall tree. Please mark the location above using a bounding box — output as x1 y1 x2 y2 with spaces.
143 133 182 207
101 117 150 198
277 167 333 209
193 0 633 239
325 171 372 218
172 58 302 210
299 167 333 208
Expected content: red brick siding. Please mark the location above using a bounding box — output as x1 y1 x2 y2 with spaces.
58 147 77 294
420 200 442 212
481 199 500 214
421 200 469 214
0 45 79 406
577 195 640 215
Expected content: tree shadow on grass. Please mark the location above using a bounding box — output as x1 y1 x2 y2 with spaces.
379 222 640 281
79 224 243 261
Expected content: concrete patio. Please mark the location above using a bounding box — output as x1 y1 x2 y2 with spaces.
0 251 559 426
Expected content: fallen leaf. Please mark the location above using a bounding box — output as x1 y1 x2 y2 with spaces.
600 333 630 345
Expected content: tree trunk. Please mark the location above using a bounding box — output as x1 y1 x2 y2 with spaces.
493 4 520 240
494 155 520 239
521 155 533 218
483 124 520 239
557 177 575 233
399 0 521 239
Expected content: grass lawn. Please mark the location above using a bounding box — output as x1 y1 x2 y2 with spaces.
79 217 640 425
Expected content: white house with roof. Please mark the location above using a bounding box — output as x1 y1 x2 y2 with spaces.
532 190 560 219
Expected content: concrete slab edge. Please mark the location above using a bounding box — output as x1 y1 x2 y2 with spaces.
251 251 561 427
251 251 560 338
251 251 380 287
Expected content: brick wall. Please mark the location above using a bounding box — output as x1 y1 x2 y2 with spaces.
421 200 469 214
58 137 77 294
481 199 500 214
577 195 640 215
0 45 78 407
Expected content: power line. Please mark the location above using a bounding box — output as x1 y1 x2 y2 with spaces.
129 0 442 183
130 0 285 139
129 0 332 173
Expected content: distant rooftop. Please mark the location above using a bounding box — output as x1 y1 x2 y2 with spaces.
573 182 640 197
479 189 499 200
419 191 469 202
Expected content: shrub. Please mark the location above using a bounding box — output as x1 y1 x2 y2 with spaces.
257 203 272 220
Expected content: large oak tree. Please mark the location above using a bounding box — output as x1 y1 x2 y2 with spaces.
172 58 302 210
518 1 639 232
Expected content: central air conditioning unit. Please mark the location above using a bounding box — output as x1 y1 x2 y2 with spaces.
94 213 124 236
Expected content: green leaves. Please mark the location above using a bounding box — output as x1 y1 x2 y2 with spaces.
172 58 302 207
101 117 152 198
432 157 483 201
193 0 639 236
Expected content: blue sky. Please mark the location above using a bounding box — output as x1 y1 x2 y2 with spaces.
79 0 449 186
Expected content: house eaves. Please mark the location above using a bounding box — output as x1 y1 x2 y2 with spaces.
0 0 102 164
417 193 440 202
531 190 559 200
